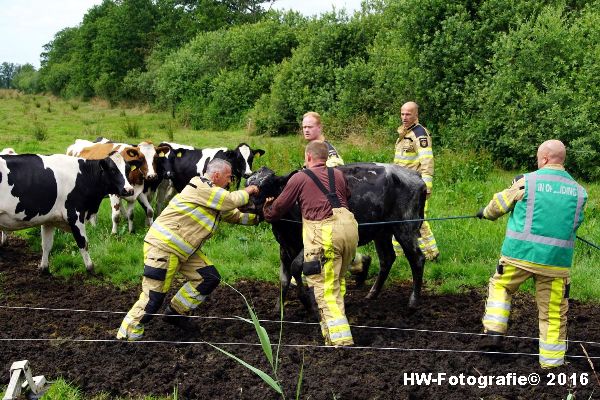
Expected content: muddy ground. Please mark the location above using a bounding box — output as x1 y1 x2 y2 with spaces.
1 236 599 399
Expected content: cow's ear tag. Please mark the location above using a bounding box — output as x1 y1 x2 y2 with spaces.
158 152 165 157
256 153 261 158
131 165 137 171
177 152 182 158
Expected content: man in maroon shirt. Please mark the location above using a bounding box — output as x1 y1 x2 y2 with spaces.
264 141 359 346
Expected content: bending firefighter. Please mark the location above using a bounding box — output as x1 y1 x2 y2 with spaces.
393 101 439 261
264 141 359 346
477 140 587 368
117 159 260 341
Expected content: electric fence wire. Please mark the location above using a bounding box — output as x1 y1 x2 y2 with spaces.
2 304 600 349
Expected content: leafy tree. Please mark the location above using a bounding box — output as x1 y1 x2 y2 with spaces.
0 62 18 89
12 64 40 93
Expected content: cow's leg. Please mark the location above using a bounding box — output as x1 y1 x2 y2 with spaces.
39 224 55 274
125 199 135 233
70 220 94 272
137 192 154 227
395 227 425 309
290 251 315 316
0 231 7 246
367 237 396 300
110 195 121 234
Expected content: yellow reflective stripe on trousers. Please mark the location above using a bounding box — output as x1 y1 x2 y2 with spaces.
164 253 180 292
483 265 516 332
117 315 144 340
327 317 352 344
142 243 180 291
321 224 352 344
540 277 567 367
172 282 206 313
149 223 195 257
547 278 564 341
539 337 566 367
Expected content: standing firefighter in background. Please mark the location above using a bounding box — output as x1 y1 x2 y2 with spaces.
302 111 370 274
117 159 260 341
393 101 439 261
302 111 345 167
264 141 359 346
477 139 587 368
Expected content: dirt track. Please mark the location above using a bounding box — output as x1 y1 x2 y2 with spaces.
1 236 600 399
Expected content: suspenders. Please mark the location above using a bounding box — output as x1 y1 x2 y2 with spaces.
302 167 342 208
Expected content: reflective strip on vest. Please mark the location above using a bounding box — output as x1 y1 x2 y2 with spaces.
496 171 586 268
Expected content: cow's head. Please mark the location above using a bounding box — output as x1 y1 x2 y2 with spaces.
234 143 265 178
155 144 174 180
134 141 170 181
101 151 135 197
244 166 297 214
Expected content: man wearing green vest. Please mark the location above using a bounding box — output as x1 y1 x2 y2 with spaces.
476 139 587 368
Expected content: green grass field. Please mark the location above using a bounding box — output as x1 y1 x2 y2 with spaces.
1 88 599 302
1 90 599 399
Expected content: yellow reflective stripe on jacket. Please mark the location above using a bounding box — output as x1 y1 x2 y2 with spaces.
148 223 195 257
207 187 228 209
170 195 217 231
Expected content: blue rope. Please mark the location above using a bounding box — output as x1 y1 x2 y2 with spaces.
280 214 478 226
277 216 600 251
577 235 600 251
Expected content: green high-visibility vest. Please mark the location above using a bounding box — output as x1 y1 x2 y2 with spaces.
501 168 587 268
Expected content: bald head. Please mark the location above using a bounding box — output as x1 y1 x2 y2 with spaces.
537 139 566 168
400 101 419 128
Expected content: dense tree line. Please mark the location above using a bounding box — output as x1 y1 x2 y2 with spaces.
4 0 600 180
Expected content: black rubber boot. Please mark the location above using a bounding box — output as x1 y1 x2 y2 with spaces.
479 331 504 351
163 306 196 331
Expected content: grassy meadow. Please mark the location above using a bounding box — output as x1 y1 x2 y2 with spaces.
1 89 599 301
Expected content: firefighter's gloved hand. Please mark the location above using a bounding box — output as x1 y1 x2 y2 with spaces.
476 207 485 219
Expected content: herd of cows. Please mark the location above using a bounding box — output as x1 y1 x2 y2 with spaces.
0 138 264 273
0 138 428 312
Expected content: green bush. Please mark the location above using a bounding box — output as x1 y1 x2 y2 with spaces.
457 2 600 180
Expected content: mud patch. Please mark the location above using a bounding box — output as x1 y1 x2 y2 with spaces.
1 236 599 399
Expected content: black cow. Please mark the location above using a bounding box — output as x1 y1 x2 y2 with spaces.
246 163 427 312
0 152 136 273
151 142 265 212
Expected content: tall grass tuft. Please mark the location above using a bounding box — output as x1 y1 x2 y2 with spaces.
122 119 141 138
33 121 48 141
209 281 283 396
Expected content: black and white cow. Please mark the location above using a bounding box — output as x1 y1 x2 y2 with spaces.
0 147 17 245
246 163 427 313
0 152 136 273
68 138 170 234
152 142 265 213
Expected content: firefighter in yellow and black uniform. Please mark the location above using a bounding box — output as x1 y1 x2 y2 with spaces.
477 140 587 368
393 101 439 261
117 158 260 341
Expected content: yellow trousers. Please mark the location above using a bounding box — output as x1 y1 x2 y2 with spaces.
117 243 218 340
303 208 358 346
482 263 569 368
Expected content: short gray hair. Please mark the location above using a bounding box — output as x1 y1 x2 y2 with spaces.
206 158 232 175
